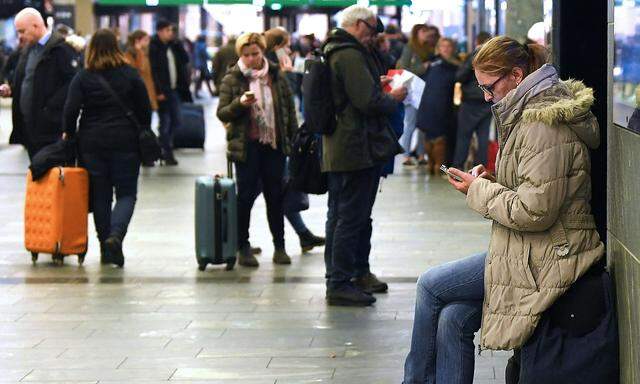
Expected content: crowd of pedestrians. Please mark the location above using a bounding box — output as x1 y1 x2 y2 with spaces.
0 5 614 383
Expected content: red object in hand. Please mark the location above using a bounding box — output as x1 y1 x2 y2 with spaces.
384 69 403 93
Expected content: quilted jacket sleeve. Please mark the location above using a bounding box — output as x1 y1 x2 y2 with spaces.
466 122 575 232
216 74 247 123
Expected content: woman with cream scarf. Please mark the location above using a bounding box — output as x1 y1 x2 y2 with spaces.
217 32 298 268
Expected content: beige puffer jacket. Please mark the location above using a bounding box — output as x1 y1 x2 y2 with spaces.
467 64 605 350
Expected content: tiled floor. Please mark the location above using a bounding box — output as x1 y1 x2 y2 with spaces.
0 99 508 383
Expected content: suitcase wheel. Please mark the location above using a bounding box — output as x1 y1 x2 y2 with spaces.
52 254 64 266
198 262 207 272
225 257 236 271
31 252 38 265
78 253 86 266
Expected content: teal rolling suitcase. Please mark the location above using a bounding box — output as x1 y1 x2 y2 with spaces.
195 163 237 271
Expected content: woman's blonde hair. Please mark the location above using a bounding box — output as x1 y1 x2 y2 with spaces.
235 32 266 56
85 29 127 71
473 36 548 77
264 27 289 52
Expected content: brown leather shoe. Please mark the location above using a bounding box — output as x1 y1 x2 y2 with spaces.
237 245 259 267
273 248 291 265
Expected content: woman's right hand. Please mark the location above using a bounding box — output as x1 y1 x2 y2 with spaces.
240 93 256 107
470 164 496 182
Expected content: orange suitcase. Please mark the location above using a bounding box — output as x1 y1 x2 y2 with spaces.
24 167 89 266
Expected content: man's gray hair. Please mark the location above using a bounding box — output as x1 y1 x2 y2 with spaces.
340 5 375 28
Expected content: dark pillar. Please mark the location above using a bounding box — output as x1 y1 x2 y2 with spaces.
553 0 608 240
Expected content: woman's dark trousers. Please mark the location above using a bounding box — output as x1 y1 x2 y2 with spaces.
235 141 286 250
82 151 140 243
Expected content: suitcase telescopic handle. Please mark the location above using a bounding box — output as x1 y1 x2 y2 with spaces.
227 160 234 180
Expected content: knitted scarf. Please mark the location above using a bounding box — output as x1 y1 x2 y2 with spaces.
238 58 277 149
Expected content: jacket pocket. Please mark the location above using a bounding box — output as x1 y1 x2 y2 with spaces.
523 244 538 291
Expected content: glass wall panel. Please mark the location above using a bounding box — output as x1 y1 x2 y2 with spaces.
613 0 640 133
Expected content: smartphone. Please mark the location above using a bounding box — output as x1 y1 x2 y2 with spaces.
440 165 463 182
275 48 288 60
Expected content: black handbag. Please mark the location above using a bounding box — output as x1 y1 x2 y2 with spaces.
288 123 327 195
507 268 619 384
283 183 310 214
94 74 162 164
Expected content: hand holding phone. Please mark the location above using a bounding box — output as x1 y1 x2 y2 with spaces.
240 91 256 106
440 165 463 182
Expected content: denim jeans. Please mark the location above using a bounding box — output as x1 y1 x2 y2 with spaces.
157 90 182 157
286 211 309 235
403 252 486 384
453 102 492 169
82 151 140 244
324 166 381 290
235 141 286 249
400 105 425 157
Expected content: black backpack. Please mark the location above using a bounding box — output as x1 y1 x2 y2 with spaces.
302 47 352 135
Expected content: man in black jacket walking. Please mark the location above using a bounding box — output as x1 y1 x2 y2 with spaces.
148 20 192 166
0 8 78 159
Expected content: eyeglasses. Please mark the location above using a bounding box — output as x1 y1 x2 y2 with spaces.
477 73 508 97
358 19 378 35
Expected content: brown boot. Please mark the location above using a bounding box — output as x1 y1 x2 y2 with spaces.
432 137 447 173
423 139 435 174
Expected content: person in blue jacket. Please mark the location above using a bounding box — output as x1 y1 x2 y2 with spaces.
193 35 214 98
416 37 461 174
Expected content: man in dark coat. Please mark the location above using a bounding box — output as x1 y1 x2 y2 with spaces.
148 20 192 166
211 36 238 96
0 8 78 158
321 6 407 307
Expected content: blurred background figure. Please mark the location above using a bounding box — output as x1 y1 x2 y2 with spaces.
149 20 192 166
125 30 158 113
453 31 492 170
416 37 461 175
212 35 238 97
397 24 438 167
384 24 405 66
193 34 215 99
264 26 326 254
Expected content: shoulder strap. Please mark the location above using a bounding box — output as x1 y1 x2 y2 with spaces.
93 72 142 132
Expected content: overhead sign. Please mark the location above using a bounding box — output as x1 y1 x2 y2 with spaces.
97 0 409 6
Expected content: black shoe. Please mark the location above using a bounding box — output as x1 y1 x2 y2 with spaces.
299 230 325 253
104 236 124 267
326 285 376 307
142 160 156 167
100 243 110 265
353 272 388 294
164 155 178 167
237 245 259 267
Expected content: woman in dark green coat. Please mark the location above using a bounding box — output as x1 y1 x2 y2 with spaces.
216 32 297 268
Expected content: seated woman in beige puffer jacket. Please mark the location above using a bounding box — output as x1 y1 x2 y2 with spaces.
403 36 604 384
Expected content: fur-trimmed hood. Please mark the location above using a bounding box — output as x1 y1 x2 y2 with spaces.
493 64 600 149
